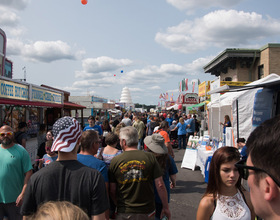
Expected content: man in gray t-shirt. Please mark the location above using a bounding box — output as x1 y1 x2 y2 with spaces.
121 113 132 126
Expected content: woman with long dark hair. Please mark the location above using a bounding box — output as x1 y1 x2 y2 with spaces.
196 147 255 220
144 134 177 220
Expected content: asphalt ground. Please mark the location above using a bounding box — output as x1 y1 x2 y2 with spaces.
169 148 207 220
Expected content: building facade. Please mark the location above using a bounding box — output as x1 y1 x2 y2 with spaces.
204 43 280 81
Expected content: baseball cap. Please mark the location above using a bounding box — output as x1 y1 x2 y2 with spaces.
51 116 82 152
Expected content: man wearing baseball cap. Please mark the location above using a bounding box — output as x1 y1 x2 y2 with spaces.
21 117 109 219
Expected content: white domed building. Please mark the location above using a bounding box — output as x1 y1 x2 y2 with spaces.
119 87 134 110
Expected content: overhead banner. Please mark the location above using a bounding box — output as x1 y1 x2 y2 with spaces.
32 87 62 104
198 81 211 97
220 81 250 86
0 80 28 100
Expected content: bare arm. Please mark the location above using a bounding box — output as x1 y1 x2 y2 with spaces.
166 142 174 158
196 195 214 220
104 182 110 220
16 169 33 207
170 174 176 189
154 176 171 219
91 212 106 220
109 182 117 206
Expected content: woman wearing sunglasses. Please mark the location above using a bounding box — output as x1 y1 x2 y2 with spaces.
196 146 255 220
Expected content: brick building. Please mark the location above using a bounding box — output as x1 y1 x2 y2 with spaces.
204 43 280 81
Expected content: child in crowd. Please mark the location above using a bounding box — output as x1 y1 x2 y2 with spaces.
39 140 58 169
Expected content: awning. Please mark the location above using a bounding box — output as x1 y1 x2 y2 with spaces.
187 101 210 110
64 101 86 109
207 78 280 95
0 98 64 108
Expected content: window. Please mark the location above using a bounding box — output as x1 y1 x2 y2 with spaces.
258 65 264 79
224 77 232 81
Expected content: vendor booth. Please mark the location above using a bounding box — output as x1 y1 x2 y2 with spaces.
181 74 280 183
207 73 280 145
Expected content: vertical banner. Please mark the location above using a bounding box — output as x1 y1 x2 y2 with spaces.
185 78 188 91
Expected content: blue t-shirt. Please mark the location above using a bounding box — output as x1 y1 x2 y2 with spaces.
42 154 58 167
186 118 195 133
176 122 187 135
165 118 173 126
83 125 103 135
240 145 248 160
154 155 178 203
77 154 108 182
223 121 231 134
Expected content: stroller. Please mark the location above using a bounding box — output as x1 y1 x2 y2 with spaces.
169 130 178 148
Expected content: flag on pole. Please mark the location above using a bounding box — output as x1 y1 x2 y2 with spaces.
170 93 174 101
166 92 169 100
185 78 188 91
182 79 186 91
179 81 182 92
192 81 195 93
198 79 201 85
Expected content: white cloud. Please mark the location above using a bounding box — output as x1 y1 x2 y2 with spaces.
184 56 215 75
0 0 30 10
7 39 83 62
70 55 214 95
82 56 133 73
166 0 243 12
155 10 280 53
128 87 144 92
0 7 19 26
150 86 161 90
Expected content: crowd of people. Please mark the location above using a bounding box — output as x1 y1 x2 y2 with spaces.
0 111 280 220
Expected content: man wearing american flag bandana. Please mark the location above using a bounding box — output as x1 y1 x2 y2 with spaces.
21 117 109 219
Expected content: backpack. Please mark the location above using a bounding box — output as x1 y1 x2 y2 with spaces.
149 122 157 133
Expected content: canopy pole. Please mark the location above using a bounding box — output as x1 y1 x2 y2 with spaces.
236 99 239 139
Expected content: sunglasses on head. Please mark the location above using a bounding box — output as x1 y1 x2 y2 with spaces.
235 159 280 187
0 132 13 137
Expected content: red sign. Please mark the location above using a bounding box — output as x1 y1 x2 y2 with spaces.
182 93 198 104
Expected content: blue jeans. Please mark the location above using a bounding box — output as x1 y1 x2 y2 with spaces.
137 138 143 150
178 134 186 149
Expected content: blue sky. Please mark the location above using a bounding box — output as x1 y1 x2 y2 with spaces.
1 0 280 105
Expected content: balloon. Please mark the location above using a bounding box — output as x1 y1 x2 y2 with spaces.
121 70 123 73
114 74 116 76
81 0 87 5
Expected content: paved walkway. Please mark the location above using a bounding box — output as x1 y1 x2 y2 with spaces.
169 148 207 219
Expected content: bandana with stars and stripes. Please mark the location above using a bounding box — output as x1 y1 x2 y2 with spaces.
51 116 82 152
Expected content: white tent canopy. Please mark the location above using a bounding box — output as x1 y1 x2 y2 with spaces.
166 104 179 110
207 73 280 143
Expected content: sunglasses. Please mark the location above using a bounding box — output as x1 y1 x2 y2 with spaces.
235 160 280 187
0 132 13 137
